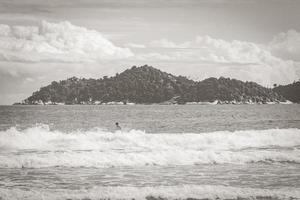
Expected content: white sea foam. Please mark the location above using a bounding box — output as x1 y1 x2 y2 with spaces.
0 125 299 168
0 185 299 200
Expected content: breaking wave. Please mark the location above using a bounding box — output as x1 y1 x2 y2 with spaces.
0 125 299 168
0 185 299 200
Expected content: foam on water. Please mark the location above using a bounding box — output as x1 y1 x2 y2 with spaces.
0 185 299 200
0 125 299 168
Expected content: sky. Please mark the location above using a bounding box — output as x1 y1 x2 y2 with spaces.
0 0 300 104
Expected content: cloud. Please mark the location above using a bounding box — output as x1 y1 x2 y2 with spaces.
145 35 286 64
0 20 299 104
268 29 300 61
138 35 298 85
0 20 133 62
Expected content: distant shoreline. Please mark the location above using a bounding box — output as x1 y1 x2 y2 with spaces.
13 100 294 106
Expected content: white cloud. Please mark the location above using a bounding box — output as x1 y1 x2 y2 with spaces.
195 35 266 63
0 20 133 62
139 35 298 85
268 29 300 61
0 21 299 104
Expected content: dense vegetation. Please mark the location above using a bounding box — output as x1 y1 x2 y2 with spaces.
273 81 300 103
182 77 284 103
23 65 286 105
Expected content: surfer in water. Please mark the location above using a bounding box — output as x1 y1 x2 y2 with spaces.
115 122 121 131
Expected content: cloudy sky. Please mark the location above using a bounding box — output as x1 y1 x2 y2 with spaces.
0 0 300 104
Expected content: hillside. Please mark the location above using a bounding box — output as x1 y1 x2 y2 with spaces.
273 81 300 103
182 77 285 103
22 65 286 105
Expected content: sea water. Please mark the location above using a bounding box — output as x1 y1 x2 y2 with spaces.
0 104 299 200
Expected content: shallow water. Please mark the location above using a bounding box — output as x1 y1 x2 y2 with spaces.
0 105 300 200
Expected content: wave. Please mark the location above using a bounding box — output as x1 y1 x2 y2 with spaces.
0 185 299 200
0 125 300 168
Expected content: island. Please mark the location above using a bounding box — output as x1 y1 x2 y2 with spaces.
15 65 297 105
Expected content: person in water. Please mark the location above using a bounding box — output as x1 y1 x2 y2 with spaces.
115 122 121 131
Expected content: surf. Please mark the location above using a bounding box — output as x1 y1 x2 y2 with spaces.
0 125 299 168
0 185 299 200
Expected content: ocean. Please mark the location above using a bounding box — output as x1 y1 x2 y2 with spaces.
0 104 299 200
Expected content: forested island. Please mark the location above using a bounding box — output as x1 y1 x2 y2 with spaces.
16 65 297 105
273 81 300 103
